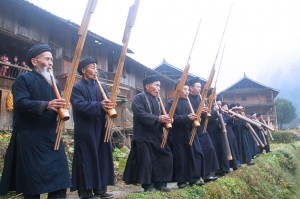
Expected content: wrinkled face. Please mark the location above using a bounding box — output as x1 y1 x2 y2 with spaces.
32 52 53 85
82 63 98 80
145 81 161 97
189 82 201 95
32 51 53 71
251 114 257 119
222 104 228 111
232 109 242 114
180 85 189 99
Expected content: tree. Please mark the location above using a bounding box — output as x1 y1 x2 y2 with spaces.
275 98 297 129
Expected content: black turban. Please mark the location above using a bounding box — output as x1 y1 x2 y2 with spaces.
26 44 52 68
142 75 160 87
174 78 188 90
188 77 201 86
256 113 262 117
78 56 97 75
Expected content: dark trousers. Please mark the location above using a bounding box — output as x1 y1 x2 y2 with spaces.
23 189 66 199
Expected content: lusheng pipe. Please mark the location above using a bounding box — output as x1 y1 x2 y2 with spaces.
96 78 117 119
48 68 70 121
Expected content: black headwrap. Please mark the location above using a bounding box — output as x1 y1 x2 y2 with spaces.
188 77 201 86
174 78 188 90
26 44 52 68
78 56 97 75
142 75 160 87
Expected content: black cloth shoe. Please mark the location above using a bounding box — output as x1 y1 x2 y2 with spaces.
247 162 255 166
95 192 114 199
205 176 218 182
144 187 156 192
190 179 205 186
155 186 171 192
177 182 188 189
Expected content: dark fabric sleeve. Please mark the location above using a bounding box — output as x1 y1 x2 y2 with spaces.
13 75 49 115
209 110 219 121
131 95 159 126
167 99 190 124
173 114 190 124
70 84 102 117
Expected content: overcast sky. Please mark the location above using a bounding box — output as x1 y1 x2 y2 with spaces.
27 0 300 92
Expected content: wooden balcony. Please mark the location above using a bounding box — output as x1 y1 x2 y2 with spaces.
0 61 32 90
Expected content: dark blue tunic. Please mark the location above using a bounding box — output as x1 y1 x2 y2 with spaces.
247 124 259 157
188 94 219 177
70 79 114 191
223 113 240 169
207 110 230 173
0 71 71 195
232 119 252 164
166 98 204 183
123 92 173 184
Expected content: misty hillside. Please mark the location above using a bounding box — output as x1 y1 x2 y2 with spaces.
267 64 300 118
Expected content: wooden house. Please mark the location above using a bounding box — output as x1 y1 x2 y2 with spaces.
154 59 207 99
217 74 279 128
0 0 175 132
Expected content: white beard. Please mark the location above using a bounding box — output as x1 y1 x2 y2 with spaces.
36 66 53 86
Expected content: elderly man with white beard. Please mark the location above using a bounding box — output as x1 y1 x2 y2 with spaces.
0 44 71 198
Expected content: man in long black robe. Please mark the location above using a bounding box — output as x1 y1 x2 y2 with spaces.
231 106 254 165
207 108 230 176
166 84 204 188
221 102 241 170
0 44 71 198
256 113 271 153
123 75 173 192
70 57 114 199
188 77 219 180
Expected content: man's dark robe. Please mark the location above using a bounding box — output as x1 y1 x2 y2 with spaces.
246 125 259 158
70 79 114 191
232 119 252 164
223 113 240 169
250 123 270 155
207 110 230 173
188 94 219 178
123 91 173 185
0 71 71 195
166 98 204 183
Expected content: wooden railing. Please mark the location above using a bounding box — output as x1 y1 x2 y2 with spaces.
0 61 31 79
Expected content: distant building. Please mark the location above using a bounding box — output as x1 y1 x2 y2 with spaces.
154 59 207 99
218 73 279 128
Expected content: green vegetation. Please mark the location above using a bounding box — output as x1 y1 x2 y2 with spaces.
275 98 297 128
270 130 300 144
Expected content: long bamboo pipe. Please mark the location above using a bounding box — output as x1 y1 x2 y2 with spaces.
187 96 200 127
96 77 117 118
48 68 70 121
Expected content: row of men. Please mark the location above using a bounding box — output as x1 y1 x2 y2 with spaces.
123 74 271 192
0 43 271 199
